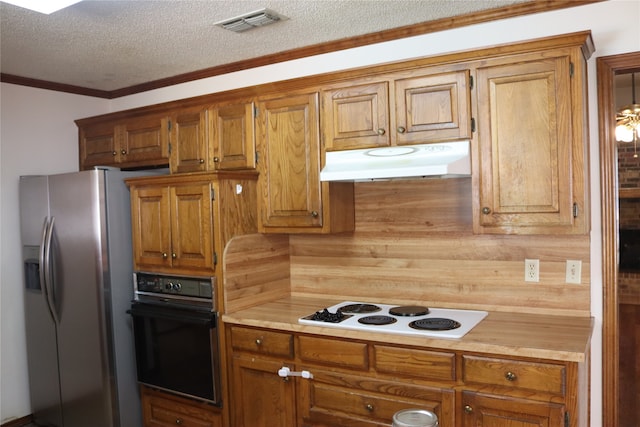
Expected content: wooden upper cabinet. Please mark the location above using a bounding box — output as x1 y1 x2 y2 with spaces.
321 69 471 151
395 70 472 145
474 50 588 235
169 108 208 174
257 92 354 233
257 92 323 230
129 177 214 274
79 121 118 169
321 80 390 151
78 114 170 170
209 101 256 170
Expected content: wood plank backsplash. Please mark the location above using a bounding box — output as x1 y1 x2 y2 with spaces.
289 178 591 316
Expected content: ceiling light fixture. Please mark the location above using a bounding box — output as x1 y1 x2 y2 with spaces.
616 72 640 158
1 0 82 14
215 8 288 33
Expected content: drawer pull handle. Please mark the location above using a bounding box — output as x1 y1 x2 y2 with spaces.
112 151 117 156
365 403 374 412
397 126 406 134
482 207 491 215
255 338 262 346
121 149 127 155
464 405 473 414
175 418 183 425
505 371 517 381
199 158 205 164
213 156 220 162
162 252 168 259
311 211 319 218
171 253 177 259
377 128 386 135
277 366 313 379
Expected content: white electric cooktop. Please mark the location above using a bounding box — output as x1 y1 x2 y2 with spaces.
298 301 488 339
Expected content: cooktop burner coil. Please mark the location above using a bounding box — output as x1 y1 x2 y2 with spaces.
409 318 461 331
388 305 430 317
338 303 381 314
357 315 397 325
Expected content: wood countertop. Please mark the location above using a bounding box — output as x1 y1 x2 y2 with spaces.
222 295 593 363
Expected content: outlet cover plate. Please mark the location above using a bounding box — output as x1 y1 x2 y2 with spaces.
566 260 582 284
525 259 539 282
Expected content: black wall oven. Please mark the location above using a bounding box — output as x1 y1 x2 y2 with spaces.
128 272 221 405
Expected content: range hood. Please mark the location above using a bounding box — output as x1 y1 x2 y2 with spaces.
320 141 471 182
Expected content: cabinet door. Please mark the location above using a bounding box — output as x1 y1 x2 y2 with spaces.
130 185 172 271
461 391 565 427
395 70 471 145
170 182 214 272
257 93 323 230
210 101 256 170
119 115 170 167
230 355 296 427
170 109 208 174
321 81 390 151
79 122 118 169
475 55 577 234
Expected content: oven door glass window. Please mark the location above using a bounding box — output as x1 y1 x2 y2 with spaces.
129 303 219 404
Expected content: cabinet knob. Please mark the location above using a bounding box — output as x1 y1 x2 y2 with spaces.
112 151 117 156
121 149 127 155
365 403 374 412
464 405 473 414
213 156 220 162
505 371 517 381
377 128 386 135
199 158 205 164
255 338 262 346
310 211 319 218
171 253 177 259
162 252 168 259
482 207 491 215
175 418 183 425
397 126 406 134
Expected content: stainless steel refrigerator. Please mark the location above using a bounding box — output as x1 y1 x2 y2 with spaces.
19 167 154 427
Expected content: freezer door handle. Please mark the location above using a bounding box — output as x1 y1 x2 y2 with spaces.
41 216 59 324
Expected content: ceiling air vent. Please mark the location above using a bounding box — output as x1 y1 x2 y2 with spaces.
215 8 288 33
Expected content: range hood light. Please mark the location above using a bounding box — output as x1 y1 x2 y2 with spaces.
320 141 471 182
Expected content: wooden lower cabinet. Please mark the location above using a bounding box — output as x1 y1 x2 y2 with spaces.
141 386 222 427
226 326 585 427
460 391 565 427
230 355 297 427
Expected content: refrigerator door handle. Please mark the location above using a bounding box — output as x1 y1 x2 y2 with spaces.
42 216 59 324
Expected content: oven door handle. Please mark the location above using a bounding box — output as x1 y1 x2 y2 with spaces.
128 303 216 327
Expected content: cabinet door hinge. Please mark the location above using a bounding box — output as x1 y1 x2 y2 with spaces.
168 142 172 154
471 117 476 133
213 252 218 266
168 120 172 131
570 62 575 77
255 151 260 165
211 188 215 200
469 75 474 90
573 203 579 218
253 105 259 118
565 411 570 427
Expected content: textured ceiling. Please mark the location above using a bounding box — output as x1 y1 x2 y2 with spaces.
1 0 534 93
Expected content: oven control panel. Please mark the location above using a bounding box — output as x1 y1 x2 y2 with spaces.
135 272 213 299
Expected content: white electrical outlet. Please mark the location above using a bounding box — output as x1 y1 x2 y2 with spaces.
566 260 582 284
525 259 539 282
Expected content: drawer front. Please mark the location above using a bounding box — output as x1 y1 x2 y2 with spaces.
301 371 450 427
462 355 566 395
230 326 293 358
143 393 222 427
374 345 455 382
298 335 368 370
